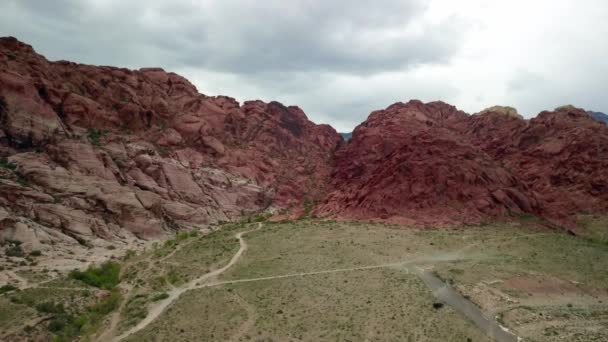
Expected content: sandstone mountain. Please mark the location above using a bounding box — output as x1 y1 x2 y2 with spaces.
317 101 608 229
1 37 607 252
0 37 341 251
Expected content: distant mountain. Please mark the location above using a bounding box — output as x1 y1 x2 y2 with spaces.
340 132 353 140
589 111 608 124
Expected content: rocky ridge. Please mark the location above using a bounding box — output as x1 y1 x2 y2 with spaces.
0 37 341 254
316 101 608 229
1 37 608 254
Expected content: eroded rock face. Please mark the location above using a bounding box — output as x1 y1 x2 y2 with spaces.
315 100 540 226
316 101 608 228
1 36 606 243
464 105 608 227
0 37 341 246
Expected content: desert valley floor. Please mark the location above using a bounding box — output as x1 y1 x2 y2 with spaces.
1 217 607 342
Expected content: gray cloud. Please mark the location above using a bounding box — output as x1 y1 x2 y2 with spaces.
5 1 605 132
0 0 470 131
0 0 464 75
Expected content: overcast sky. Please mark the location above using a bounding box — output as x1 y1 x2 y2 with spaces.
1 0 607 131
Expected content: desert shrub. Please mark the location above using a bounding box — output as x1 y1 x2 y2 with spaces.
123 249 136 261
44 290 121 340
10 291 36 306
74 236 89 247
48 317 67 332
303 200 314 216
5 242 24 257
0 284 17 294
166 267 181 285
151 292 169 301
121 294 148 327
29 250 42 257
36 301 65 314
90 290 121 315
176 232 190 241
253 213 272 222
69 261 121 289
0 157 17 171
86 128 104 146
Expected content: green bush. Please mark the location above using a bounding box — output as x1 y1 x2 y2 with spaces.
90 290 121 315
151 292 169 301
36 301 65 314
0 284 17 294
86 128 104 146
48 317 67 332
253 213 272 222
123 249 136 261
74 236 89 247
69 261 121 289
0 157 17 171
303 200 314 215
176 232 190 241
47 290 121 340
5 243 24 257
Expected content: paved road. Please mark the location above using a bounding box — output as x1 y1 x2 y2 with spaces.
413 266 521 342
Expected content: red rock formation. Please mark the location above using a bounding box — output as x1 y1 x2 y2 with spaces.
1 36 607 247
315 100 540 226
316 101 608 228
464 105 608 226
0 37 341 248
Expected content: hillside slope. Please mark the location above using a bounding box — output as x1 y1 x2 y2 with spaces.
316 102 608 228
0 37 341 251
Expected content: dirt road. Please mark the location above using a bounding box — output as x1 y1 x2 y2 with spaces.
113 223 522 342
113 223 262 341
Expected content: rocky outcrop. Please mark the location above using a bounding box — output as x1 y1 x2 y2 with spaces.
0 37 341 247
464 105 608 226
315 101 540 226
1 36 606 243
316 101 608 228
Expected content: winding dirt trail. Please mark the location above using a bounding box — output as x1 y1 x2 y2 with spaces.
113 223 262 342
196 261 408 288
96 232 210 342
107 224 530 342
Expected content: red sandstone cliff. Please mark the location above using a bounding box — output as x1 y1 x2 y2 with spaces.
315 101 608 229
1 37 607 251
0 37 341 250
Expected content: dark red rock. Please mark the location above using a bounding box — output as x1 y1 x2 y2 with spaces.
316 102 608 228
315 101 540 226
464 105 608 227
